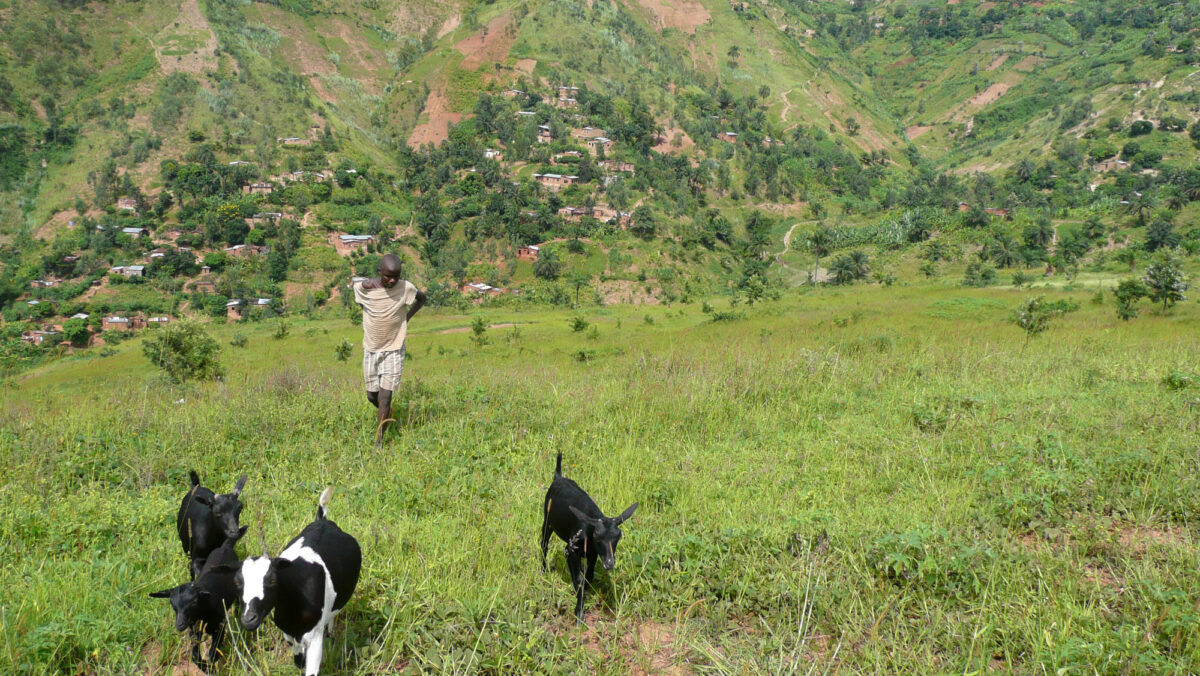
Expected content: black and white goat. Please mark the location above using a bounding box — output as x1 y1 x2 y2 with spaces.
150 525 248 671
540 452 638 621
238 488 361 676
177 470 248 579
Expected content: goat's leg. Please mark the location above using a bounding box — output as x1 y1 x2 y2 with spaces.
205 624 225 667
303 632 326 676
567 548 586 622
585 549 598 584
539 509 553 571
288 636 304 669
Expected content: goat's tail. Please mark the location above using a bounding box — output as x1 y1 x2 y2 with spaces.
189 470 201 487
317 487 333 520
554 452 563 477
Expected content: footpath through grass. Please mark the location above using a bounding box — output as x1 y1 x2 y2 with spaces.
2 285 1199 674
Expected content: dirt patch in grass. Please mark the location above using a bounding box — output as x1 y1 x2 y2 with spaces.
439 322 518 334
408 89 462 148
653 129 695 155
634 0 710 34
437 13 461 39
152 0 218 77
624 621 686 675
36 209 100 240
986 53 1008 71
888 56 915 68
1014 55 1042 71
598 280 661 305
1083 562 1124 590
906 125 933 139
1118 525 1188 553
456 14 515 71
967 82 1012 108
514 58 538 74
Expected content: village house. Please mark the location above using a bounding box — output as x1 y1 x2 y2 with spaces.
62 254 81 264
484 148 503 160
147 316 171 326
191 280 216 293
573 127 605 140
592 205 632 227
984 208 1009 218
957 202 971 212
1094 159 1130 172
558 206 590 221
121 227 150 238
555 98 578 109
533 173 579 192
333 234 375 255
277 137 310 146
223 244 267 258
70 312 89 320
459 282 504 297
554 151 583 162
557 86 580 100
249 298 273 307
229 160 251 167
158 229 185 242
31 279 60 289
244 182 274 195
247 212 284 226
718 131 738 142
21 329 60 346
586 137 613 153
226 300 243 319
598 160 634 173
517 244 540 261
537 125 553 143
102 316 131 331
501 89 525 98
516 110 537 118
117 198 139 212
149 250 166 259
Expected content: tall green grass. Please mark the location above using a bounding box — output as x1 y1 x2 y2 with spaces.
2 285 1199 673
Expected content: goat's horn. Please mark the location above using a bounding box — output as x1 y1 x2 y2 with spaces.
232 474 247 496
319 487 333 509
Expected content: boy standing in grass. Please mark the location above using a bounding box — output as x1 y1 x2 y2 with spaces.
351 253 426 446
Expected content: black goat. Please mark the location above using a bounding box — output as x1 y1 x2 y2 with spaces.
238 488 361 676
150 526 247 671
177 470 248 579
540 452 638 621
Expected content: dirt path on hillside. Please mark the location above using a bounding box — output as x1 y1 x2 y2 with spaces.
774 220 822 283
780 86 798 131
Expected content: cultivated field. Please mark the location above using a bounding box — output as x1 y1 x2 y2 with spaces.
3 285 1199 674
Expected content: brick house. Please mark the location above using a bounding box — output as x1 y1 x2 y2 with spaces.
147 316 171 326
102 316 131 331
244 182 274 195
226 299 243 319
229 161 251 167
586 137 613 153
984 208 1009 218
333 234 374 255
223 244 267 258
117 198 139 211
517 245 540 261
593 205 632 227
121 227 150 238
554 151 582 162
536 125 553 143
484 148 503 160
191 280 216 293
558 206 590 221
718 131 738 142
598 160 634 173
21 329 59 346
31 279 60 289
277 137 310 146
533 173 579 191
459 282 503 297
501 89 525 98
1094 159 1130 172
247 212 283 226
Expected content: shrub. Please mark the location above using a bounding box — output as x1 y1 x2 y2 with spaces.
1014 296 1058 342
1142 252 1189 311
1162 370 1197 391
470 316 489 347
962 261 997 287
273 321 290 339
569 316 589 332
1112 279 1147 320
142 321 223 383
230 333 248 348
335 339 353 361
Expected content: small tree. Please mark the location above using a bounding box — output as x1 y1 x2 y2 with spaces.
62 318 89 346
1112 278 1147 320
335 339 353 361
533 249 562 280
142 321 223 383
465 316 489 348
1142 252 1189 312
569 315 589 332
273 320 290 339
1014 296 1057 343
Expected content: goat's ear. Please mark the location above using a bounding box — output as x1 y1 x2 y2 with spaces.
232 474 247 497
568 505 598 526
615 502 639 524
149 589 172 599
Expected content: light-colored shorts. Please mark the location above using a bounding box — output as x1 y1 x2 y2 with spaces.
363 346 405 393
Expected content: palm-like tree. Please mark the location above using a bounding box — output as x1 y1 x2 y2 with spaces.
829 254 857 285
1126 193 1157 226
807 226 833 282
984 234 1020 268
1114 247 1138 272
1014 159 1036 183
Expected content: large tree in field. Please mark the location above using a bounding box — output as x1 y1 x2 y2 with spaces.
1142 252 1189 311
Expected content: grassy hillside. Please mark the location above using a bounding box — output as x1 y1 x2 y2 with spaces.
3 282 1200 673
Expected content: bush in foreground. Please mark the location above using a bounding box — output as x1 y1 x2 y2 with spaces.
142 321 223 384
